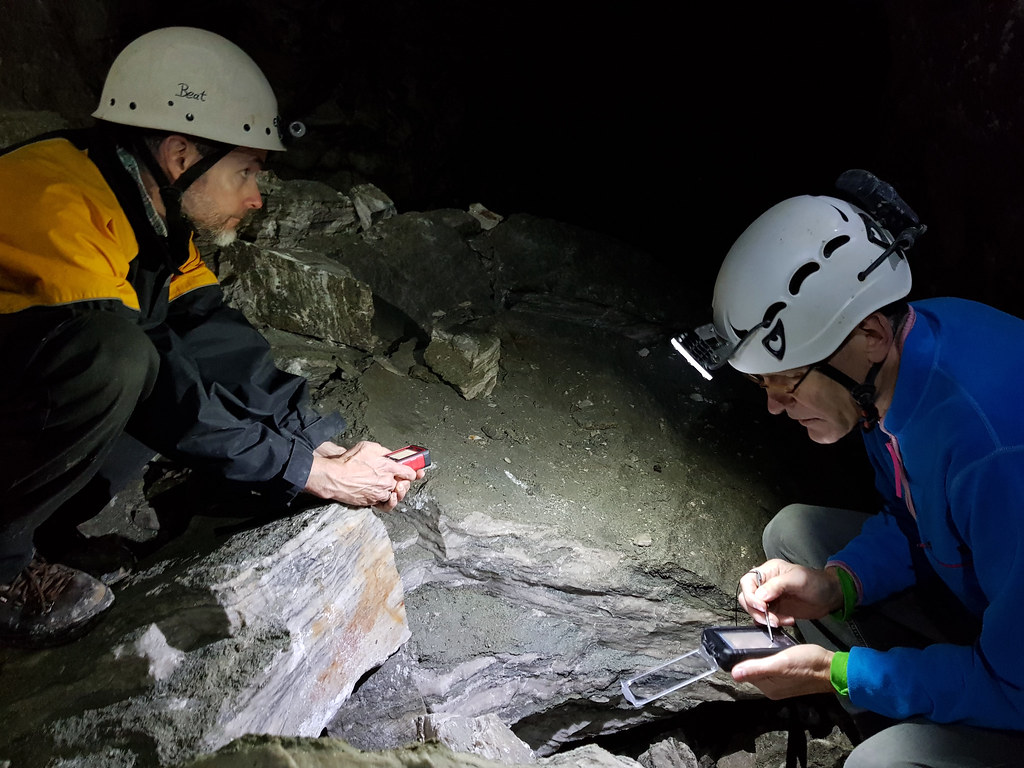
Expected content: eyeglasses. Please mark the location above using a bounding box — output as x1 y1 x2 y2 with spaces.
742 333 855 397
742 366 817 396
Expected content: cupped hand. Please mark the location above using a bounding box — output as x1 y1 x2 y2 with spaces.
731 643 835 699
304 440 422 510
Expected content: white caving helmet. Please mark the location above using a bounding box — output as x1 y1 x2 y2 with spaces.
674 194 914 380
92 27 286 263
713 194 912 375
92 26 285 152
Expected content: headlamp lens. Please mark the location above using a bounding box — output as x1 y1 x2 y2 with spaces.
671 324 735 381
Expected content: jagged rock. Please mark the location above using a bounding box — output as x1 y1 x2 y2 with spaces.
218 242 377 351
351 182 397 231
328 498 745 757
753 727 852 768
541 745 643 767
179 737 517 768
1 505 410 768
238 173 361 247
222 176 685 358
424 325 501 400
311 209 500 337
259 328 370 391
468 203 503 231
324 644 428 752
228 188 500 343
417 713 537 764
329 307 794 759
714 751 755 768
638 738 700 768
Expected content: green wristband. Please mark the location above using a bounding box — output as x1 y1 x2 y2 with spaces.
830 651 850 697
829 567 858 621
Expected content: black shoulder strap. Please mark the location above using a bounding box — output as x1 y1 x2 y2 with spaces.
80 127 184 271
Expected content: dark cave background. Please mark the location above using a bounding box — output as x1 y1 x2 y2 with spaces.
5 0 1024 326
2 2 1023 515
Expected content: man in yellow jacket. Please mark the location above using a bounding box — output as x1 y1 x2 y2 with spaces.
0 27 421 648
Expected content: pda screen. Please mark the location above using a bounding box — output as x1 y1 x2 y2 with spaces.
719 629 775 650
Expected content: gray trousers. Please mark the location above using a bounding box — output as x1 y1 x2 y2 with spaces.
764 504 1024 768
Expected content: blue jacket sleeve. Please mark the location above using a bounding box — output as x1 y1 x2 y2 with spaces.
846 450 1024 728
826 429 918 604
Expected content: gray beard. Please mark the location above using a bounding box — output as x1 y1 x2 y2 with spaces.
208 228 238 248
183 210 238 249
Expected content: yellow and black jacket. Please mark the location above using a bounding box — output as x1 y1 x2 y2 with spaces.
0 128 343 497
0 133 217 319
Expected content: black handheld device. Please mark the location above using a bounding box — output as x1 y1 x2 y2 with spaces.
700 625 798 671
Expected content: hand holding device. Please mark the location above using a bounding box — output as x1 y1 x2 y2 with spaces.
701 625 797 671
620 625 798 707
306 440 418 509
385 444 431 471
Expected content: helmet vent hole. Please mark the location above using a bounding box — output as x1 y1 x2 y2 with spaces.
167 100 174 107
243 124 251 132
789 263 820 295
109 98 116 106
823 235 850 259
129 102 137 110
186 113 194 122
830 205 850 222
762 301 786 325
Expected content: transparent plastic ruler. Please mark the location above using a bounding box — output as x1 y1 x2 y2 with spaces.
620 646 718 707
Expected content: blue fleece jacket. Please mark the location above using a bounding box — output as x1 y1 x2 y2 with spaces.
826 297 1024 729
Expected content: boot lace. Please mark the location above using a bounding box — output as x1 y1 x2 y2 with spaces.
0 556 76 615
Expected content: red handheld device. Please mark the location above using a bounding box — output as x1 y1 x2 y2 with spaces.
386 445 431 471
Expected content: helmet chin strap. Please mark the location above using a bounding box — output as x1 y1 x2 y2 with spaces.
134 137 234 268
814 362 884 432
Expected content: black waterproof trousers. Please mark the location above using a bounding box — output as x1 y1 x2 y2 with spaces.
0 309 159 581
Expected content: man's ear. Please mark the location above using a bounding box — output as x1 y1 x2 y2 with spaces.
857 312 895 363
154 134 196 183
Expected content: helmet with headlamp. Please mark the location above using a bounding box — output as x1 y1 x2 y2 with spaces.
93 26 285 152
92 27 285 261
672 172 925 429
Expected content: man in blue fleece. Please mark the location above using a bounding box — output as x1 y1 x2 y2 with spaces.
672 172 1024 767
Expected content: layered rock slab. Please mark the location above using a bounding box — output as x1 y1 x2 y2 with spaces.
0 505 409 768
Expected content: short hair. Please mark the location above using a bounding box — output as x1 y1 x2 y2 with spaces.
95 121 227 168
139 129 225 162
875 299 911 335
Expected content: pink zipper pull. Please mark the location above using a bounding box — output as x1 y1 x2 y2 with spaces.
885 440 903 499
